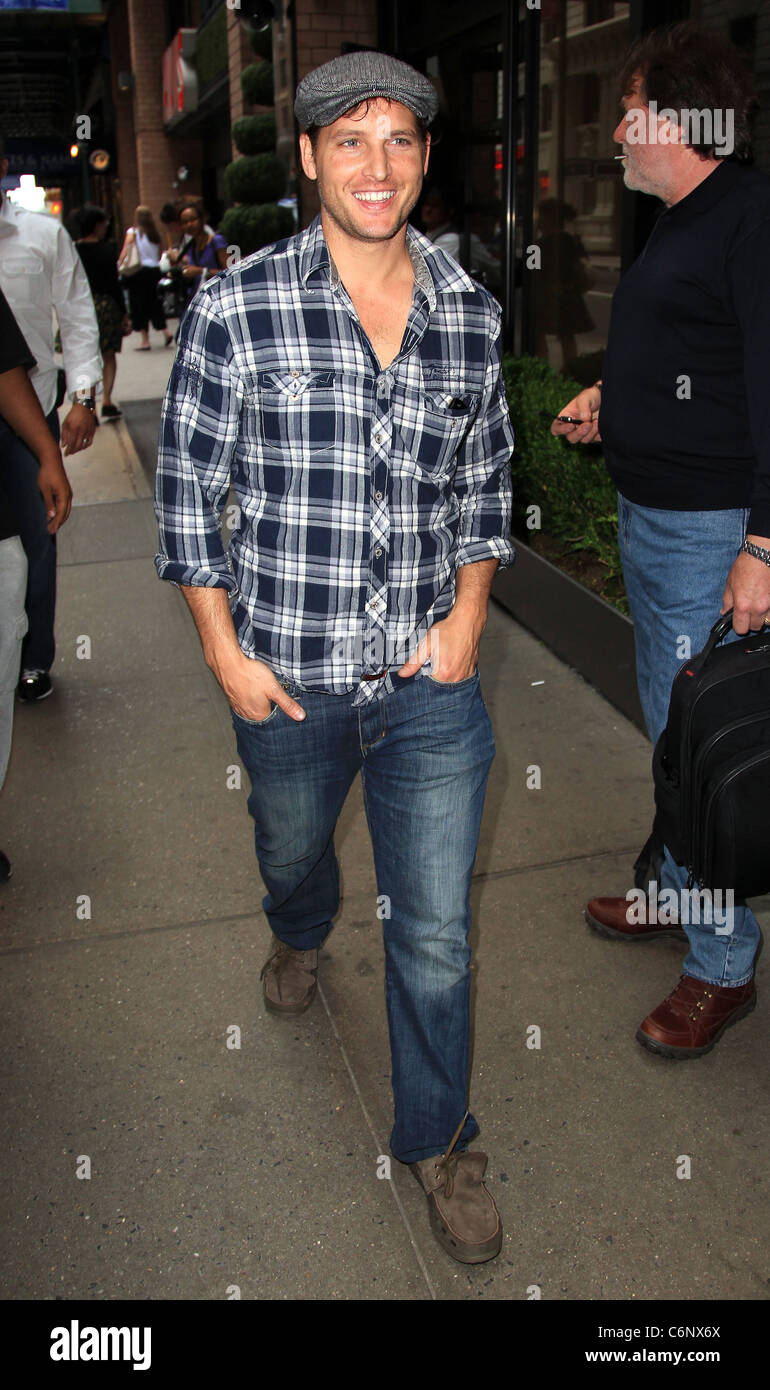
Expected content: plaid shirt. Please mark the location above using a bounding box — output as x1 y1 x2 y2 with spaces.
154 216 514 704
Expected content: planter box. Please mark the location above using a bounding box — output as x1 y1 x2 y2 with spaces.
493 541 645 733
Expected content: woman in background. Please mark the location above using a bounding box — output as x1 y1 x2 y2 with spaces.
178 202 228 305
75 204 131 421
118 206 173 351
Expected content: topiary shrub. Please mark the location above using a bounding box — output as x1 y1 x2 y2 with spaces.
220 39 291 263
232 113 277 155
502 353 626 609
249 24 273 62
219 202 294 258
218 204 251 252
224 152 286 205
242 62 274 107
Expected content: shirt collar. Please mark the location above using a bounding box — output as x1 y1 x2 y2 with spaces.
298 214 477 306
659 159 742 221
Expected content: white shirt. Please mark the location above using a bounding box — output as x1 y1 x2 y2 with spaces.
427 223 502 287
0 196 102 415
134 228 161 267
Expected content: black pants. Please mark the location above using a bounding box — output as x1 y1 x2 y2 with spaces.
127 266 166 333
0 410 59 673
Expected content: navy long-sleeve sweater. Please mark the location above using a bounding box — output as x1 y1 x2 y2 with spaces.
600 160 770 538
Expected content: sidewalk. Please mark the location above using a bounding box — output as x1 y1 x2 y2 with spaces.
1 329 768 1302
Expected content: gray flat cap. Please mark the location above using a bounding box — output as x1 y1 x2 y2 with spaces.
295 51 438 130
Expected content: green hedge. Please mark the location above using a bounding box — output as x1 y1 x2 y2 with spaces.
232 113 277 156
242 61 274 107
195 3 228 91
219 202 294 258
502 354 626 609
224 152 286 205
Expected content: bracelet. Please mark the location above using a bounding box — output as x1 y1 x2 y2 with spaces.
741 539 770 568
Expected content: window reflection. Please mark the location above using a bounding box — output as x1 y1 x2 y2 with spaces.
534 1 630 376
416 33 505 301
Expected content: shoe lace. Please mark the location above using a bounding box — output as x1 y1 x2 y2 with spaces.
665 974 715 1022
433 1111 469 1200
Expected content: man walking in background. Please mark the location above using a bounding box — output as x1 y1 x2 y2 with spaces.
0 139 101 703
554 23 768 1059
155 51 513 1263
0 287 72 879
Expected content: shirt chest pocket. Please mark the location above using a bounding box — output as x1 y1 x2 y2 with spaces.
257 370 339 453
398 387 480 476
0 253 46 303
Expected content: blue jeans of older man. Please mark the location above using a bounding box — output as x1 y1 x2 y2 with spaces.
231 668 495 1165
617 492 761 987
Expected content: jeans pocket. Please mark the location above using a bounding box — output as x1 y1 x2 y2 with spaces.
425 667 479 688
231 702 280 728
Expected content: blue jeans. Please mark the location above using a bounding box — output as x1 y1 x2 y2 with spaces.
618 493 761 987
0 409 59 673
231 669 496 1164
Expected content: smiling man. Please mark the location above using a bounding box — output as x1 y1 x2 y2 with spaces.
154 51 514 1264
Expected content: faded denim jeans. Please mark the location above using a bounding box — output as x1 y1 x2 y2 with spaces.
618 492 761 987
231 668 495 1163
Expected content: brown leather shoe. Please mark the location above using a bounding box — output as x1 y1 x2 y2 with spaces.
260 933 318 1015
585 895 688 942
411 1114 502 1264
637 973 756 1058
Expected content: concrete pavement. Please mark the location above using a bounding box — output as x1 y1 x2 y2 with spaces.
1 326 768 1302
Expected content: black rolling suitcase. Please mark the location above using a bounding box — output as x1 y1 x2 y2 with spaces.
651 610 770 898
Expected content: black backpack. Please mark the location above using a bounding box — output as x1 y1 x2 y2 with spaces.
651 610 770 899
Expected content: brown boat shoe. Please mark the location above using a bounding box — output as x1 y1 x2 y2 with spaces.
585 895 688 942
637 973 757 1059
411 1113 502 1264
260 933 319 1015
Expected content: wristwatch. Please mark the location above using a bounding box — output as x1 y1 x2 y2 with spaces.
71 388 96 410
741 539 770 568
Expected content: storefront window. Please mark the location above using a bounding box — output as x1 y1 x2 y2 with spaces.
416 23 506 302
532 0 630 380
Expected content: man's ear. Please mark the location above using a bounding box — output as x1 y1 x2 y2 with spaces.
298 133 317 182
422 131 431 178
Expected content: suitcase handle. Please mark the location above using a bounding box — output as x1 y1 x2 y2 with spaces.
700 608 735 661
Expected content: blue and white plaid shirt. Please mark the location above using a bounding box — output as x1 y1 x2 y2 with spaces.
154 216 514 704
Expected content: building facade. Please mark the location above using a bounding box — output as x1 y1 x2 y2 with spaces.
1 0 767 367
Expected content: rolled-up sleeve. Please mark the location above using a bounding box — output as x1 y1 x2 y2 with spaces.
154 288 244 591
51 223 102 396
453 312 515 570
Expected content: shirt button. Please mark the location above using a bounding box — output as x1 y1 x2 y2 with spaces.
374 431 382 444
375 490 383 501
375 547 382 558
291 370 299 378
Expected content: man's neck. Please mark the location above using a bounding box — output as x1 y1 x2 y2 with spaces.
664 155 722 207
320 213 414 295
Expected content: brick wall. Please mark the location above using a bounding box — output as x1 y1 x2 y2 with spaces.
120 0 202 229
227 5 261 143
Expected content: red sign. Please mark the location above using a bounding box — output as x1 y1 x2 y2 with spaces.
162 29 198 126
